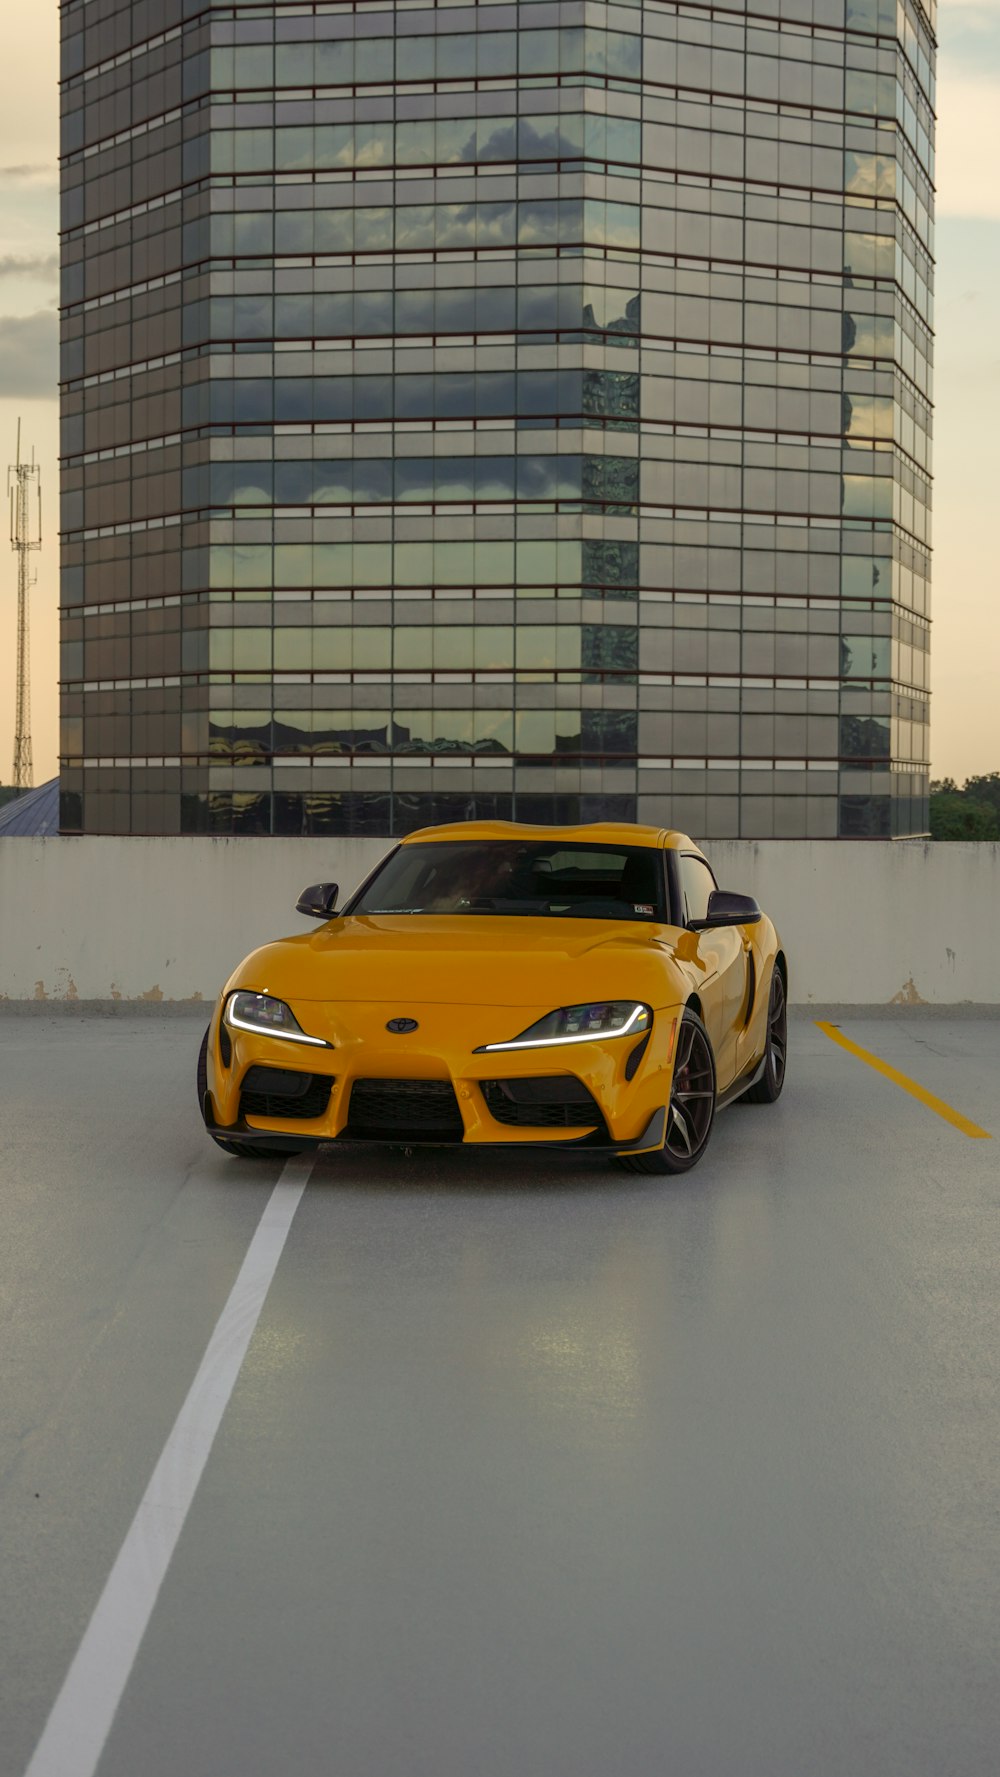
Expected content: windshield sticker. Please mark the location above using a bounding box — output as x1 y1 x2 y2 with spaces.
634 903 654 916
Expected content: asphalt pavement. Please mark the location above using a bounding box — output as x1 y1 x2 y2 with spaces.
1 1008 998 1777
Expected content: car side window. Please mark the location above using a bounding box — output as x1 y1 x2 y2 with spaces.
680 854 717 926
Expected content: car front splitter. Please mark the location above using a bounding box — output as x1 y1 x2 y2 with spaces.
202 1104 667 1158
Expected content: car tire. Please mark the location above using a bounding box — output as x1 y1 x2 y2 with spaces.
197 1026 211 1113
742 966 787 1105
211 1137 301 1160
621 1007 716 1176
197 1027 306 1160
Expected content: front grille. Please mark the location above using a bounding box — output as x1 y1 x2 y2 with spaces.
240 1066 334 1122
481 1076 604 1129
346 1078 465 1141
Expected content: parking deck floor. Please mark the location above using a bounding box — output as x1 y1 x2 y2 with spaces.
1 1008 998 1777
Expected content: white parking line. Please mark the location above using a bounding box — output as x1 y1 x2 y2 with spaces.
23 1152 316 1777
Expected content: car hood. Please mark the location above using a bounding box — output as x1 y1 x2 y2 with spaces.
228 913 689 1009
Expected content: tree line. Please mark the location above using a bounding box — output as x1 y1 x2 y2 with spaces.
929 774 1000 841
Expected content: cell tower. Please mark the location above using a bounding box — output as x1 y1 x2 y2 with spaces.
8 419 42 792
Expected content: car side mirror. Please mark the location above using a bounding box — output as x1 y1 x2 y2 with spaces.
690 889 761 930
296 882 339 920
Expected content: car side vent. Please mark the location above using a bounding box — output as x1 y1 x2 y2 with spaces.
742 951 757 1030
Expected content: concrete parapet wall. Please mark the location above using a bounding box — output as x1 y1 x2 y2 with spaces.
0 837 380 1007
707 840 997 1006
1 836 997 1005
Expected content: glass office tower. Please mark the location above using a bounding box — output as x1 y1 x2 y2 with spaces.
59 0 935 838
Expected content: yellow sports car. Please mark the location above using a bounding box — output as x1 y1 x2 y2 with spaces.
198 821 787 1175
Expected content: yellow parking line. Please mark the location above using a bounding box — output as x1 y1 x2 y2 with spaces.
815 1022 992 1140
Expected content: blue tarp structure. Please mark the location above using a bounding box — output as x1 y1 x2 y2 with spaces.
0 778 60 836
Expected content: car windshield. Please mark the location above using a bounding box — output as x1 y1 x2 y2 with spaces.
352 841 665 921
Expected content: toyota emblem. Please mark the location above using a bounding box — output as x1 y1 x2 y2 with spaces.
386 1017 419 1034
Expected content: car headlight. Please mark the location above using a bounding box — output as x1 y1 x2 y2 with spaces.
224 990 330 1048
476 1001 651 1053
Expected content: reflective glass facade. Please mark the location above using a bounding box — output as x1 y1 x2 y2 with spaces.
59 0 935 838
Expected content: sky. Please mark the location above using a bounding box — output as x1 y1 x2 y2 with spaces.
0 0 996 788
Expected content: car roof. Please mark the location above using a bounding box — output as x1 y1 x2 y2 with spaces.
398 821 696 851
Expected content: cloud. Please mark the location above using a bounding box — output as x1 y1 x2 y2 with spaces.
0 253 58 280
0 163 57 182
935 71 1000 220
943 0 1000 27
939 2 1000 76
945 0 1000 16
0 309 58 398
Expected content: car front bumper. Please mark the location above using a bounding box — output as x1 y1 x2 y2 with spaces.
203 997 680 1156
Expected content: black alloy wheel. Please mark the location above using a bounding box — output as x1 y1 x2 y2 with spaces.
197 1027 306 1160
743 966 787 1105
622 1008 716 1176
